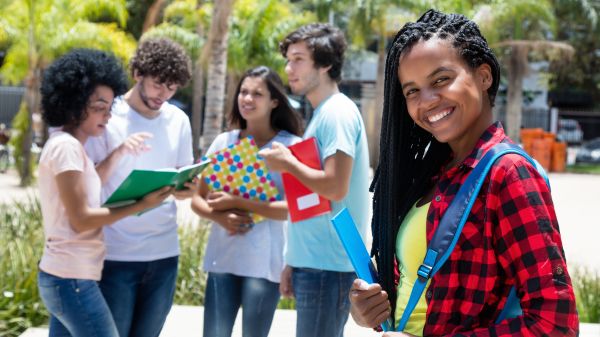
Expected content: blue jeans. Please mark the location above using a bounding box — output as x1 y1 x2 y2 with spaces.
292 268 355 337
99 256 178 337
37 269 119 337
203 272 281 337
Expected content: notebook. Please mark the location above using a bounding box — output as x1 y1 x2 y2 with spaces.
201 136 280 223
282 137 331 222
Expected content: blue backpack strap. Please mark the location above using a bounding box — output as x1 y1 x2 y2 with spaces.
396 143 549 331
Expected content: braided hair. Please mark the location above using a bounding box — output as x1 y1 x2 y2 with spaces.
370 9 501 324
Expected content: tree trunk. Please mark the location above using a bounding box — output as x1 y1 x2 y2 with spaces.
505 46 528 142
19 0 36 186
141 0 166 34
200 0 235 153
191 0 207 160
223 72 240 129
191 62 205 160
20 69 39 186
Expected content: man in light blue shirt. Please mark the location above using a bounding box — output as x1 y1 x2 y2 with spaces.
260 23 370 337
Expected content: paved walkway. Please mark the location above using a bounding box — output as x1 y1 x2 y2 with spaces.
19 306 380 337
17 306 600 336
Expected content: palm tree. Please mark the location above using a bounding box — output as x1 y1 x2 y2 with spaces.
294 0 347 23
474 0 574 141
0 0 135 186
347 1 416 168
200 0 235 155
550 0 600 104
146 0 307 159
142 0 169 33
225 0 314 120
147 0 210 160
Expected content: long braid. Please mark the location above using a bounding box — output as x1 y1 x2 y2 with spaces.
369 9 501 326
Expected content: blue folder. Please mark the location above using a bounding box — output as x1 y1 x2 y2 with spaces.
331 208 392 331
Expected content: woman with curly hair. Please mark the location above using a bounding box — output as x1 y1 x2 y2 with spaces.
37 49 172 337
348 9 578 337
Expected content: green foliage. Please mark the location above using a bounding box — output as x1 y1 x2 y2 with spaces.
163 0 202 32
0 0 132 85
144 23 204 61
8 101 35 182
292 0 347 23
51 22 137 66
572 267 600 323
549 0 600 105
474 0 556 45
229 0 315 77
566 163 600 175
174 220 210 306
124 0 156 39
277 297 296 309
71 0 129 28
0 198 47 337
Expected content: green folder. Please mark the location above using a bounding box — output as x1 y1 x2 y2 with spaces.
103 160 210 208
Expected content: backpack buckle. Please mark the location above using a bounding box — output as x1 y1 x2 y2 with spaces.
417 263 433 282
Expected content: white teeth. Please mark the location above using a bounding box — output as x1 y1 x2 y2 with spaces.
428 109 452 123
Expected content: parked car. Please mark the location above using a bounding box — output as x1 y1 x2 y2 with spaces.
575 137 600 163
557 118 584 144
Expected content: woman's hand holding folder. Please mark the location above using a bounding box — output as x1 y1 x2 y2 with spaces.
349 279 391 329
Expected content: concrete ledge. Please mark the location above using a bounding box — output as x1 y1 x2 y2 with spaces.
19 305 379 337
19 306 600 336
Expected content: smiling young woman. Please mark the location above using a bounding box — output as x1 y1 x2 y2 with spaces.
191 66 303 337
348 9 579 337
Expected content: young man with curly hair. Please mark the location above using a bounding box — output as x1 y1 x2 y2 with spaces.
260 23 370 337
85 37 193 337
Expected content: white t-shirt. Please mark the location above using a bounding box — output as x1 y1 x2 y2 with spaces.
85 97 193 261
38 131 104 280
202 129 301 283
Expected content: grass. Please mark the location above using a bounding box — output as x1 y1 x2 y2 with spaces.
566 163 600 174
572 267 600 323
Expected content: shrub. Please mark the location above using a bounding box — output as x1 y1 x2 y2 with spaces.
0 197 48 337
174 219 210 306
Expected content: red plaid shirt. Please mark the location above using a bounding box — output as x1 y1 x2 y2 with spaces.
420 122 578 336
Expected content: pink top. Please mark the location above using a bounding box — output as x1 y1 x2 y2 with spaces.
38 131 104 280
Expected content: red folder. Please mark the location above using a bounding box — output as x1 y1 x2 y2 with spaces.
282 137 331 223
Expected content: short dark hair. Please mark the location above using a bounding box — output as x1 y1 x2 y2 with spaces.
130 37 192 86
370 9 501 324
41 49 128 127
229 66 302 137
279 23 347 83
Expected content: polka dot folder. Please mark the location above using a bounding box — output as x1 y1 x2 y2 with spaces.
201 136 281 223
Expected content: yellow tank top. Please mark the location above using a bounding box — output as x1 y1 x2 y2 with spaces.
394 201 430 336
